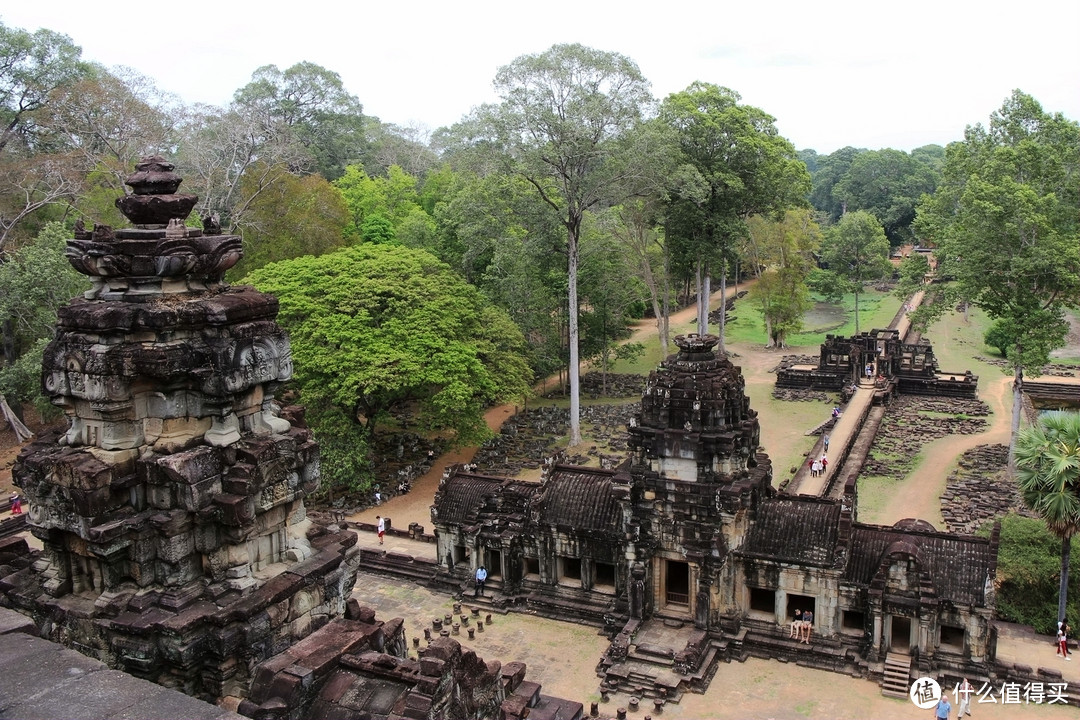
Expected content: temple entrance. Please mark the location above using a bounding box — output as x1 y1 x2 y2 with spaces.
889 616 913 652
663 560 691 612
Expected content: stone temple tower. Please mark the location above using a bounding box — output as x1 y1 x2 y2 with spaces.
627 333 773 628
4 157 359 699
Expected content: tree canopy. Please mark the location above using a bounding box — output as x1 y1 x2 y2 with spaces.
915 90 1080 459
243 244 533 445
819 210 891 334
660 82 809 347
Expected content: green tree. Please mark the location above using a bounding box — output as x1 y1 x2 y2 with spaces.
1015 411 1080 626
833 148 939 246
579 221 648 393
742 208 820 347
660 82 810 349
820 210 891 334
915 91 1080 461
230 167 350 278
0 222 88 416
243 244 532 445
334 164 424 238
231 62 366 180
0 21 91 250
463 43 654 445
808 146 865 222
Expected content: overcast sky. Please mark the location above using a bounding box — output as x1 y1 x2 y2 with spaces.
4 1 1078 154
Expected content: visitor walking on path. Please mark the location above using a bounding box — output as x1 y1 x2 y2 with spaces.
1058 622 1070 659
376 515 385 545
957 677 973 716
935 692 952 720
823 434 830 452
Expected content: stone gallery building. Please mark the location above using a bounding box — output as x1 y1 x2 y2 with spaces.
432 334 999 694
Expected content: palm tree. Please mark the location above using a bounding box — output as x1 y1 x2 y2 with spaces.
1015 411 1080 625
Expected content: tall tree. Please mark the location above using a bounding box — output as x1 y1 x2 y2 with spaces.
1015 411 1080 627
231 62 366 180
915 90 1080 462
742 208 821 348
0 21 90 156
466 43 654 445
808 146 865 223
819 210 891 335
0 21 91 250
660 82 810 349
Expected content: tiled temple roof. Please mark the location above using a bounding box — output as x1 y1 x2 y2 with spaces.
740 498 841 566
844 522 995 606
533 465 622 534
433 473 537 526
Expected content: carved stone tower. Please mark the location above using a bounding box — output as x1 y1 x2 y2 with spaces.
5 157 359 699
627 334 772 628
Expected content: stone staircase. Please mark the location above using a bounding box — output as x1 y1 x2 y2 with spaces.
596 618 732 705
882 651 912 698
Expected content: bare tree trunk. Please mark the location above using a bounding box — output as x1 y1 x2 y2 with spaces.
1059 535 1071 626
718 258 727 354
1009 363 1023 472
568 234 582 446
854 288 861 335
0 394 33 442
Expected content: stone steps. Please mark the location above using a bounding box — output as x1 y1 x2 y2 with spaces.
882 652 911 698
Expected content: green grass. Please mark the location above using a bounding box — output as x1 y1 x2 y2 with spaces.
856 475 898 523
725 287 900 348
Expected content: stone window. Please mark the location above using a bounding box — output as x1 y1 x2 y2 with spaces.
841 610 865 635
558 556 582 586
594 562 616 594
748 587 775 616
939 624 965 651
785 593 815 619
522 556 540 580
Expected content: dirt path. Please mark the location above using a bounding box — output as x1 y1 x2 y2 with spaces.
876 373 1013 527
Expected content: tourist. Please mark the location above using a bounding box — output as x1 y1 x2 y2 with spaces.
800 609 813 644
831 406 840 420
1065 622 1073 656
823 434 830 452
374 487 382 506
475 565 487 597
865 363 873 380
789 608 801 639
376 515 385 545
9 493 21 515
1057 621 1069 659
957 677 973 716
820 456 828 473
935 691 952 720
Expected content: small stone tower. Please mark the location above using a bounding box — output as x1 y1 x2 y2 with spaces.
5 157 359 699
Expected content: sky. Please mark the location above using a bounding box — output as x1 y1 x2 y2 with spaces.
4 1 1079 154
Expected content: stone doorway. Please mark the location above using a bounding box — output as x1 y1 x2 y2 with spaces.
889 615 913 652
663 559 691 615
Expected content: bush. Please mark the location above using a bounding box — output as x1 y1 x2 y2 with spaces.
994 514 1080 634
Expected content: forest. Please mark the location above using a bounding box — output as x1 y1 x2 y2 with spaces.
1 21 1078 503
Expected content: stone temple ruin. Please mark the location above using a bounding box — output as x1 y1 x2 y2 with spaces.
0 158 570 720
433 333 1004 701
775 328 978 400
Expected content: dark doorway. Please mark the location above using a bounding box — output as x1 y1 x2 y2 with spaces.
665 560 690 606
891 616 912 651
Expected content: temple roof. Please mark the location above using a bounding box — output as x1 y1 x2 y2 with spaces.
740 498 842 566
432 473 537 527
533 465 623 534
844 523 995 606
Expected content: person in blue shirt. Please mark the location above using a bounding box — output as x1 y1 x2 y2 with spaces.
935 693 951 719
475 565 487 597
